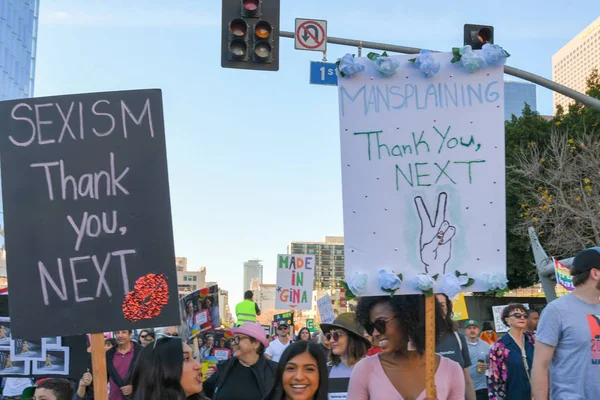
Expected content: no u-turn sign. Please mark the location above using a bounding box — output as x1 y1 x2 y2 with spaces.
295 18 327 52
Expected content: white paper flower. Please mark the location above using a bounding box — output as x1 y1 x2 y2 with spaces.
348 271 369 295
413 274 436 292
480 272 508 291
438 274 469 300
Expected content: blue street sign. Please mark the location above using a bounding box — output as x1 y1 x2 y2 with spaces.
309 61 338 86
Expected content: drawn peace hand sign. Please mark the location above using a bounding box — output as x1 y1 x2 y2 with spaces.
414 192 456 275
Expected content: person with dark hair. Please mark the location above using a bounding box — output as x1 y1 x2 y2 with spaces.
22 378 75 400
320 313 370 398
107 330 142 400
297 327 311 342
532 247 600 400
479 321 498 345
347 295 464 399
200 335 215 362
435 294 476 400
266 322 291 362
204 296 221 329
264 341 329 400
105 338 117 351
488 303 534 399
138 329 155 347
203 322 276 399
525 310 539 338
235 291 261 327
131 335 203 400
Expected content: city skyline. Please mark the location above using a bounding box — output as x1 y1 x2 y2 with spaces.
22 1 600 309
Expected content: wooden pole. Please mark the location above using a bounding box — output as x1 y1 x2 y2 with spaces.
425 295 437 399
90 332 109 400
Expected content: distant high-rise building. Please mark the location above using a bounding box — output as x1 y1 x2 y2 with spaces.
175 257 206 297
552 17 600 112
287 236 344 290
504 81 537 120
243 259 263 293
0 0 40 101
257 283 276 311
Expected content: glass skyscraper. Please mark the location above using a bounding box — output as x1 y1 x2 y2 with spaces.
504 81 537 121
0 0 39 101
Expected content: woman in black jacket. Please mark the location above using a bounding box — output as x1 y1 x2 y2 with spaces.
203 322 277 400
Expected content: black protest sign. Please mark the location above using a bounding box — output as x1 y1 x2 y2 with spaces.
0 89 180 338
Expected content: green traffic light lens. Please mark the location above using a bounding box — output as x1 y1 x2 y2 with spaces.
254 42 271 60
230 19 247 37
230 40 247 58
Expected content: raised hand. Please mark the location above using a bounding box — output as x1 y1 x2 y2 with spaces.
414 192 456 275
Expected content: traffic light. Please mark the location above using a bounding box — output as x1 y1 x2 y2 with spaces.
463 24 494 50
221 0 280 71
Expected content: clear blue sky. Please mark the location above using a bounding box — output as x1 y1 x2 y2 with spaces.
34 0 599 310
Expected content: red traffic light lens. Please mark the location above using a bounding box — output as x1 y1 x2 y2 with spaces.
254 42 271 60
230 19 247 37
230 40 247 58
243 0 259 11
255 22 271 39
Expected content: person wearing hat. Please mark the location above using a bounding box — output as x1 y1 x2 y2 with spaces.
479 321 498 345
532 247 600 400
202 322 277 400
265 321 291 363
22 378 75 400
320 312 370 398
463 320 491 400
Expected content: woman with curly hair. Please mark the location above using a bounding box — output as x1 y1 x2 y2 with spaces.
347 295 464 400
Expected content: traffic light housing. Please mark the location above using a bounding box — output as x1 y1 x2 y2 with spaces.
463 24 494 50
221 0 280 71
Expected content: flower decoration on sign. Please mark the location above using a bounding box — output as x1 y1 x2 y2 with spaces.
339 271 369 300
367 51 400 77
413 274 437 297
480 272 509 297
481 44 511 66
408 49 440 78
336 53 365 78
123 273 170 322
438 271 474 300
378 268 403 296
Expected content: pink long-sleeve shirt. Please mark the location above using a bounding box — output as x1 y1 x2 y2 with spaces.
347 354 465 400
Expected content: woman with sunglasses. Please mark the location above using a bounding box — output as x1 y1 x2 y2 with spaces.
320 313 370 398
202 322 276 400
264 341 329 400
488 303 535 400
348 295 464 400
131 335 203 400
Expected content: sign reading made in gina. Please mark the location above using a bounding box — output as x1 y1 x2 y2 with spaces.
275 254 315 310
338 53 506 296
0 89 180 338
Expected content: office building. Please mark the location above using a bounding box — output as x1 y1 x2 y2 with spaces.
243 259 263 292
257 283 276 311
552 17 600 111
504 81 537 120
287 236 344 290
175 257 207 297
0 0 40 100
219 289 234 327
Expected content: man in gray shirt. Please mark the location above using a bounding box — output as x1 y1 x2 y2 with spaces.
532 247 600 400
464 320 491 400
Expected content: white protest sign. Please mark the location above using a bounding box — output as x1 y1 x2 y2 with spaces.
492 304 529 333
317 294 336 324
338 52 506 295
275 254 315 310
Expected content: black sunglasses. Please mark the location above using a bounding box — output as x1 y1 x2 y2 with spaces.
364 316 398 335
325 330 347 342
509 312 528 319
277 325 288 330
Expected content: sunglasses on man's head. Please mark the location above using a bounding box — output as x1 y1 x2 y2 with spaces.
364 316 398 336
509 312 528 319
325 330 347 342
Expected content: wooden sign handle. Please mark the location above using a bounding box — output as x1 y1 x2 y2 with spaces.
90 333 109 400
425 295 437 398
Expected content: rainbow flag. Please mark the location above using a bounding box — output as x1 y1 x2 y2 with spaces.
554 259 575 292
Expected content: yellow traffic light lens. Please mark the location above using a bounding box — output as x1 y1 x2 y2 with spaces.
254 43 271 59
243 0 259 11
230 19 247 37
230 40 247 58
255 22 271 39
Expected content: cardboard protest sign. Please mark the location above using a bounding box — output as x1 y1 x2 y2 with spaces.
272 312 294 334
0 89 179 337
180 285 221 342
275 254 315 310
338 53 506 295
317 294 335 324
492 304 529 333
